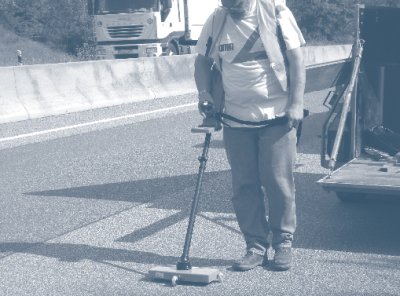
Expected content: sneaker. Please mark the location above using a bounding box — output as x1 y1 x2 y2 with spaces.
272 247 292 271
232 251 264 271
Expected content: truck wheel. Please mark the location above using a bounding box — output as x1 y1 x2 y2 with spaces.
336 191 364 202
166 40 179 56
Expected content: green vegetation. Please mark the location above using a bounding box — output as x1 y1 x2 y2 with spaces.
0 0 400 66
288 0 400 44
0 25 77 66
0 0 92 66
0 0 92 53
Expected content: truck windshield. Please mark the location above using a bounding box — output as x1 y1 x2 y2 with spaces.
94 0 159 14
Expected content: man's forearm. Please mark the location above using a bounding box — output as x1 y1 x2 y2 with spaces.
286 47 306 110
194 54 214 93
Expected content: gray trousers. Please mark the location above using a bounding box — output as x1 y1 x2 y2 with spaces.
223 124 297 255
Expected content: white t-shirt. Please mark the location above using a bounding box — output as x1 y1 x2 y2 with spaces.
196 11 300 127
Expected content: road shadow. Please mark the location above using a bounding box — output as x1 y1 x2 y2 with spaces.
27 170 234 213
25 171 400 256
294 172 400 256
193 139 225 149
297 111 328 155
0 242 232 270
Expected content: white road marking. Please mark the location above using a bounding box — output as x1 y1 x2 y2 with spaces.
0 103 197 143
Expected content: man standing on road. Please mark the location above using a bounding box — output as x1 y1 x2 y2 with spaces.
194 0 305 271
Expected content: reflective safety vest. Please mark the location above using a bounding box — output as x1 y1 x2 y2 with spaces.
208 0 305 92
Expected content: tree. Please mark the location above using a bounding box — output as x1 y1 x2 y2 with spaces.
287 0 358 43
0 0 92 54
288 0 400 44
41 0 93 54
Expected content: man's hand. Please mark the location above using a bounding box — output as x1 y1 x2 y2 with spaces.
285 104 303 129
198 90 214 117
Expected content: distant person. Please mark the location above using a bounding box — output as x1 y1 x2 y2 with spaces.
17 50 23 66
194 0 305 271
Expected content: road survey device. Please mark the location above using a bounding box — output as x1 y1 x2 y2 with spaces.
149 101 222 286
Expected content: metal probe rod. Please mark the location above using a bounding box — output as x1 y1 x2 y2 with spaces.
177 131 212 270
328 40 364 176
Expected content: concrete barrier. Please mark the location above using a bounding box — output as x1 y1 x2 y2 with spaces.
0 45 352 124
303 44 352 66
0 55 196 124
0 67 30 123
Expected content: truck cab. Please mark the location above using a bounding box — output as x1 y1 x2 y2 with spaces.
318 5 400 200
88 0 219 59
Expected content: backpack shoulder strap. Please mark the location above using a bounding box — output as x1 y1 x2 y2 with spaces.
205 8 228 58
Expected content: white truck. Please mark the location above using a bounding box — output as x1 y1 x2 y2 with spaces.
87 0 220 59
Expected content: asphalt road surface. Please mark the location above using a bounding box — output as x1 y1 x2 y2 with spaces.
0 91 399 296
